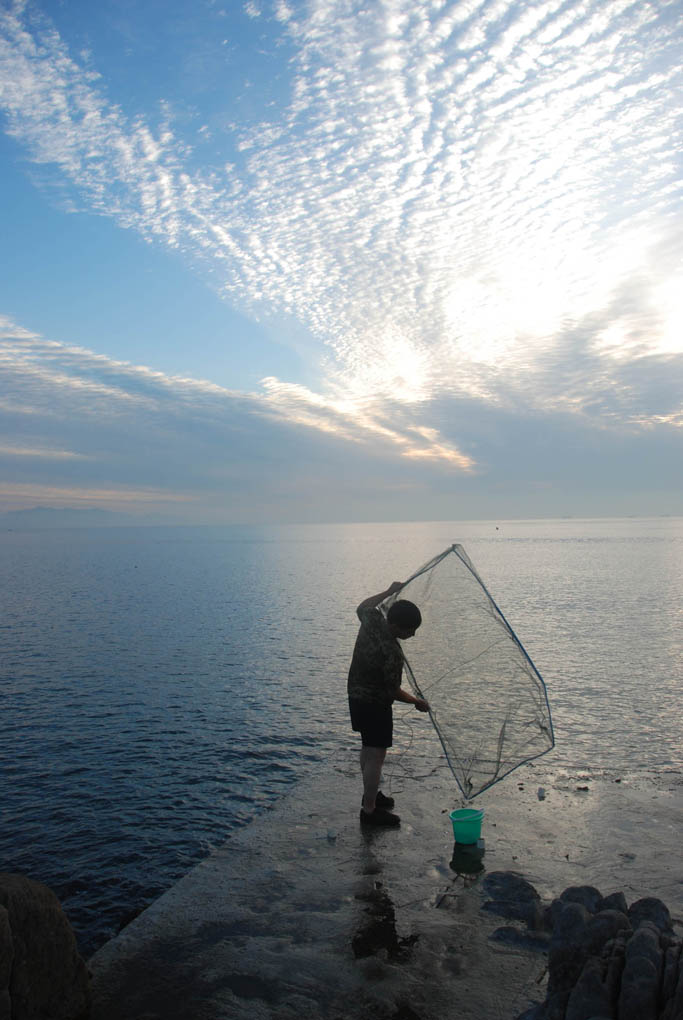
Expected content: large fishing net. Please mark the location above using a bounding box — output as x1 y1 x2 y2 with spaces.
381 544 554 801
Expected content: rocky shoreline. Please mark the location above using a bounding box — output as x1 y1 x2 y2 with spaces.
479 870 683 1020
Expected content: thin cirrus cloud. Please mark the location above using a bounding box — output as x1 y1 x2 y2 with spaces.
0 0 680 432
0 445 90 460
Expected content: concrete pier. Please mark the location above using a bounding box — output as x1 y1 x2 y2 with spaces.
88 758 683 1020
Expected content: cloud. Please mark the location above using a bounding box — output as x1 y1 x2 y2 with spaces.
0 444 90 460
0 0 681 525
0 316 483 518
1 0 681 438
0 315 472 463
0 481 195 509
0 314 680 521
259 377 475 468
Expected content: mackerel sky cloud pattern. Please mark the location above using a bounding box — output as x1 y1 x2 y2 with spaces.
0 0 681 519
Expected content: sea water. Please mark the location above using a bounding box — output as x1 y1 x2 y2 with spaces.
1 517 682 954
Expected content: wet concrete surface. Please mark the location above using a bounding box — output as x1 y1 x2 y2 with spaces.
88 758 683 1020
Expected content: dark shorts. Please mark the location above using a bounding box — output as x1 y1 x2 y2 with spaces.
348 697 393 748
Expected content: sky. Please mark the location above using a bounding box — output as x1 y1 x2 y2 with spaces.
0 0 681 524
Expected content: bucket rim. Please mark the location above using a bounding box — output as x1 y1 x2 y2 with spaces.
449 807 484 820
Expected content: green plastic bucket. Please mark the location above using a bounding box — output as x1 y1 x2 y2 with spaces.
450 808 484 844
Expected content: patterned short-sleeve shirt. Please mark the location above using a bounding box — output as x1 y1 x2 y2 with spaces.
347 606 404 707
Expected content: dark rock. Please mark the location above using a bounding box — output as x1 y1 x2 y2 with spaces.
514 1003 546 1020
0 872 90 1020
543 991 572 1020
483 898 544 928
599 891 628 915
542 904 555 931
549 901 592 951
625 924 664 975
489 926 551 952
662 942 683 1005
482 871 544 929
546 892 610 934
583 910 631 956
628 896 673 934
518 883 682 1020
663 954 683 1020
547 902 593 1005
617 955 659 1020
557 913 631 1020
482 871 541 904
389 1003 422 1020
546 899 565 930
617 924 664 1020
547 902 632 1017
604 934 628 1003
0 905 12 1020
560 885 603 914
564 956 613 1020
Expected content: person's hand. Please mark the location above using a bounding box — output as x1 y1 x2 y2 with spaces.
388 581 404 596
414 698 429 712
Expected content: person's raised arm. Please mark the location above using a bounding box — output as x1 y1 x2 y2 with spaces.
356 580 404 619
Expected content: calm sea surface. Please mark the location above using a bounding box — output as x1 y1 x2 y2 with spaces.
1 517 682 954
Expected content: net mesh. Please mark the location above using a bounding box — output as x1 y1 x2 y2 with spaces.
381 544 554 801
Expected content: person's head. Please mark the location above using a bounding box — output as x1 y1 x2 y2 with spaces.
387 599 422 640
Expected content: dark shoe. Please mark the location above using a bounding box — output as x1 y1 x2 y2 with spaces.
376 790 395 809
360 808 400 827
361 791 395 810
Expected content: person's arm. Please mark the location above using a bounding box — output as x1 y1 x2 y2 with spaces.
395 688 429 712
356 580 404 619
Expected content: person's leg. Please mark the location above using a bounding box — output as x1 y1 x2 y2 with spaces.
360 745 387 813
350 700 397 822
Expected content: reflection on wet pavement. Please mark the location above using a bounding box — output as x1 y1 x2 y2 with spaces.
352 880 419 960
450 839 486 878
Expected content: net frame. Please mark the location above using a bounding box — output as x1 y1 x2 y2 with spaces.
381 543 554 801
